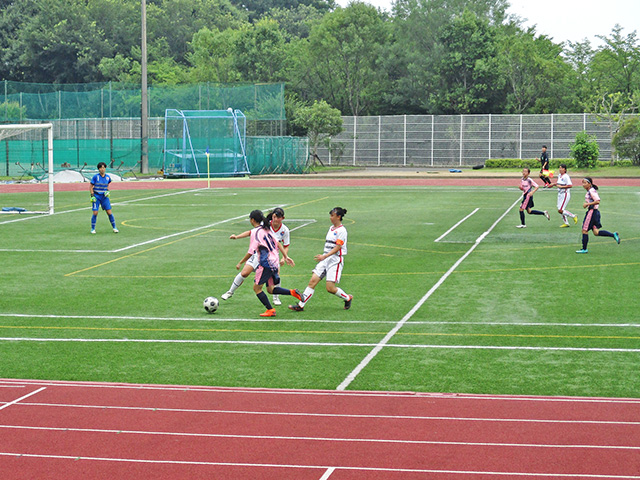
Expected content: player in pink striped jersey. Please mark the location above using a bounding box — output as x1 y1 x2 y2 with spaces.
576 178 620 253
517 167 550 228
289 207 353 312
233 210 301 317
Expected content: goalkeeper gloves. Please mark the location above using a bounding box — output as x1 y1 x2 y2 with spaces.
90 196 96 203
105 191 110 197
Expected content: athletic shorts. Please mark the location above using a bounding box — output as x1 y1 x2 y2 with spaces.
254 265 280 287
520 194 534 210
92 195 111 212
246 253 259 270
312 255 344 284
582 209 602 231
557 191 570 211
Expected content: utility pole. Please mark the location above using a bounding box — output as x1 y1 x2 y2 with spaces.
140 0 149 174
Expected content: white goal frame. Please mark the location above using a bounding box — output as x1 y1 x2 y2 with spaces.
0 123 54 214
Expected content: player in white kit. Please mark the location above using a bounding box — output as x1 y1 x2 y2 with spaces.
289 207 353 312
547 164 577 227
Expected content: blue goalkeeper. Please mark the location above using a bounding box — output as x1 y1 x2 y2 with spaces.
90 162 118 234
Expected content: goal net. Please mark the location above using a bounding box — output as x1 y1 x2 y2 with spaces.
0 123 54 215
163 109 250 178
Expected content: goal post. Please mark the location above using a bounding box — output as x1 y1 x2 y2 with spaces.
162 109 250 179
0 123 54 214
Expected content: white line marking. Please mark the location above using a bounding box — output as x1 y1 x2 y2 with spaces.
1 313 639 328
319 467 336 479
0 387 46 411
1 379 638 404
2 337 640 353
434 208 479 242
19 402 640 425
0 424 637 450
336 198 520 391
1 453 638 479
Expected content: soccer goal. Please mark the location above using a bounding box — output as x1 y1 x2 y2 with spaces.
0 123 54 215
162 109 250 178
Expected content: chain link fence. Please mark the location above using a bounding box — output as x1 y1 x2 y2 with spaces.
318 114 619 167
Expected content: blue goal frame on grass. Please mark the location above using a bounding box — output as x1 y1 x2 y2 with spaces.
163 109 250 178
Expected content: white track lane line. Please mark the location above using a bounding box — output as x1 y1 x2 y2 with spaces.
0 387 46 411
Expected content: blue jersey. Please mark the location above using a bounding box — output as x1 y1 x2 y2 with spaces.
91 173 111 196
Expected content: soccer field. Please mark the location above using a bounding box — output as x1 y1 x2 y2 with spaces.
0 181 639 398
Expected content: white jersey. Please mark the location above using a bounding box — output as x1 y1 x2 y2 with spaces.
556 173 572 197
271 223 290 247
324 224 347 256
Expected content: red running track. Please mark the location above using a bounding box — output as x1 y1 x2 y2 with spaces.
1 379 639 479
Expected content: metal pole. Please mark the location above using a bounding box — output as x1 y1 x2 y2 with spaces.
140 0 149 174
459 115 463 166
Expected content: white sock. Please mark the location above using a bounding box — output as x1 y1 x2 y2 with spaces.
333 288 350 300
562 214 568 224
300 287 314 307
229 273 245 293
563 210 575 218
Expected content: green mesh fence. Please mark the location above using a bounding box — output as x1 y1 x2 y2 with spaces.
1 81 285 121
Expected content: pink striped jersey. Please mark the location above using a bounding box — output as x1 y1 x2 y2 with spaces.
585 187 600 210
249 226 280 271
324 224 348 256
520 177 538 195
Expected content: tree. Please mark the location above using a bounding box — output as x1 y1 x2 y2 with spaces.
591 25 640 98
233 19 290 82
570 131 599 169
292 100 343 163
588 92 637 163
299 2 391 116
612 116 640 165
187 27 243 83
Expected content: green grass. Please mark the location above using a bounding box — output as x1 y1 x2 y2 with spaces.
1 184 638 397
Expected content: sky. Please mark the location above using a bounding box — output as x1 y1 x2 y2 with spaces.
334 0 640 46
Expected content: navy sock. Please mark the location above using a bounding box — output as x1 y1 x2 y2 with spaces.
257 291 272 309
598 230 614 238
519 211 525 224
582 234 589 250
272 286 292 296
530 210 544 216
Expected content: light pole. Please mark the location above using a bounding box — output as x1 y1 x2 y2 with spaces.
140 0 149 174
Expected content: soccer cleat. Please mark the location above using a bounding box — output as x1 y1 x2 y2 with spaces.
544 211 550 220
516 224 527 228
575 249 588 254
113 228 119 233
221 291 233 300
273 295 281 306
344 294 353 310
259 309 276 317
290 289 302 301
573 216 578 225
560 224 570 228
288 304 304 312
90 229 96 234
614 232 620 244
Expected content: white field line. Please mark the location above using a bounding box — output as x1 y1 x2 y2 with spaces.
17 402 640 426
336 198 521 391
2 313 640 329
0 188 204 225
0 424 638 451
434 208 479 242
2 337 640 353
1 453 638 479
319 467 336 480
0 387 46 411
2 379 639 405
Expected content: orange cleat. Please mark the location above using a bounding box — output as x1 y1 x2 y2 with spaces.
259 309 276 317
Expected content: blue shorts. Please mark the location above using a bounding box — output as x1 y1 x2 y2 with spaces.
92 195 112 212
583 209 602 231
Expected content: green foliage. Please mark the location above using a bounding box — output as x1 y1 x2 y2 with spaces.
612 116 640 165
0 101 27 121
292 99 342 157
485 158 576 169
570 131 600 168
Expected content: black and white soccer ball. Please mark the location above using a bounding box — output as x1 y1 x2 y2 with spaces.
203 296 219 313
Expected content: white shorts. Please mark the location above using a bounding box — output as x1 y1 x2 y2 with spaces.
313 255 344 284
557 191 570 211
246 254 259 270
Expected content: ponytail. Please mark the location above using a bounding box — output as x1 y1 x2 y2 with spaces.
584 177 598 190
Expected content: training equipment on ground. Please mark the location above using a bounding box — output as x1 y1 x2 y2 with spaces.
163 109 250 178
0 123 54 215
203 296 219 313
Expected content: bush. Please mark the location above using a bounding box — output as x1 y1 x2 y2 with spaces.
612 116 640 165
570 131 599 168
485 158 574 169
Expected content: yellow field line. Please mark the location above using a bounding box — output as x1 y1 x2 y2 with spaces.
3 324 640 341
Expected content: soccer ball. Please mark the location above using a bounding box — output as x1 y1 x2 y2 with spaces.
203 296 219 313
